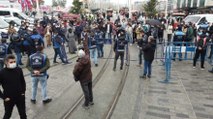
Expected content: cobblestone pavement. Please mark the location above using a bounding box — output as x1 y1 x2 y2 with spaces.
0 44 213 119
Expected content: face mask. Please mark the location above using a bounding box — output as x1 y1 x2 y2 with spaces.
8 63 17 69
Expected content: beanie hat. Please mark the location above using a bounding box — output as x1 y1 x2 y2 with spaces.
78 49 85 58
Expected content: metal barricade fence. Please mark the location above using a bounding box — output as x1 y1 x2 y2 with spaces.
157 42 212 83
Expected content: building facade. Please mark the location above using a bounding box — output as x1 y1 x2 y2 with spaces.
177 0 213 13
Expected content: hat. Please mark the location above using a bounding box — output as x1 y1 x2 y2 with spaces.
78 49 85 58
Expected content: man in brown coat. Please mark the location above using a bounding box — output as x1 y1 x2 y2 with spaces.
73 49 93 109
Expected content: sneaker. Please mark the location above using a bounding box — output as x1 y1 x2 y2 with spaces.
95 64 98 67
201 68 205 70
43 98 52 104
53 61 59 64
30 99 36 104
147 75 151 78
82 104 89 110
120 67 123 70
89 102 94 106
193 66 196 69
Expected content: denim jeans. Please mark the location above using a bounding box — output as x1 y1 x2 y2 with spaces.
97 44 104 57
31 75 48 100
90 48 98 64
105 33 111 40
138 50 143 65
16 52 22 65
54 48 66 63
80 80 93 106
143 60 153 76
126 33 133 44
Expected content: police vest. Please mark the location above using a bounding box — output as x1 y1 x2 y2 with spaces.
0 44 8 62
117 40 126 52
30 53 46 70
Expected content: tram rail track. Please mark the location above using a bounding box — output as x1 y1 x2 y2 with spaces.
61 44 113 119
61 45 130 119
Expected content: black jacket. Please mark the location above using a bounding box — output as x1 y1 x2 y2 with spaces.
143 42 156 61
0 67 26 99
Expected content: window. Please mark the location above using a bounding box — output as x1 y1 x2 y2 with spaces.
13 12 24 19
199 0 205 7
0 11 10 16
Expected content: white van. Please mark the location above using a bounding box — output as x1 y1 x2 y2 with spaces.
184 14 213 29
0 8 34 24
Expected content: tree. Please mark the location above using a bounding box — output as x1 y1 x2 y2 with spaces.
143 0 158 18
69 0 83 14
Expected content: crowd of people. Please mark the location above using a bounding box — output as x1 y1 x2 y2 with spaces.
0 11 212 118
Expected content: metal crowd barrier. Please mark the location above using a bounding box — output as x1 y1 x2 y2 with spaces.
158 42 213 83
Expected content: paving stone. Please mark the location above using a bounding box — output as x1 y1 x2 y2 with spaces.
176 113 190 118
146 111 171 119
148 86 167 90
171 90 182 93
203 104 213 108
195 112 213 118
148 105 170 112
158 98 169 103
148 90 167 94
193 106 206 111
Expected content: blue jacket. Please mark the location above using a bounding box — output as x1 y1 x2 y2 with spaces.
88 36 97 49
52 35 63 49
30 34 44 47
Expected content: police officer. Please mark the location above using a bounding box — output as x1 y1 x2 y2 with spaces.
113 28 127 71
173 26 185 61
30 28 44 54
26 46 52 104
10 34 24 66
0 37 12 70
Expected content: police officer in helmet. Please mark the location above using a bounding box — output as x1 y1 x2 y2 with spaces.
113 28 127 71
26 46 52 104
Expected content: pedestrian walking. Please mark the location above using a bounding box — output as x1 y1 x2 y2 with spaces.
140 36 156 79
66 28 77 54
73 49 94 109
26 46 52 104
52 29 68 64
0 54 27 119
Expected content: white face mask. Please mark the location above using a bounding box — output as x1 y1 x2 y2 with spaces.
8 63 17 69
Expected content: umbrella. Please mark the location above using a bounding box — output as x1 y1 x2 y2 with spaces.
146 19 161 26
